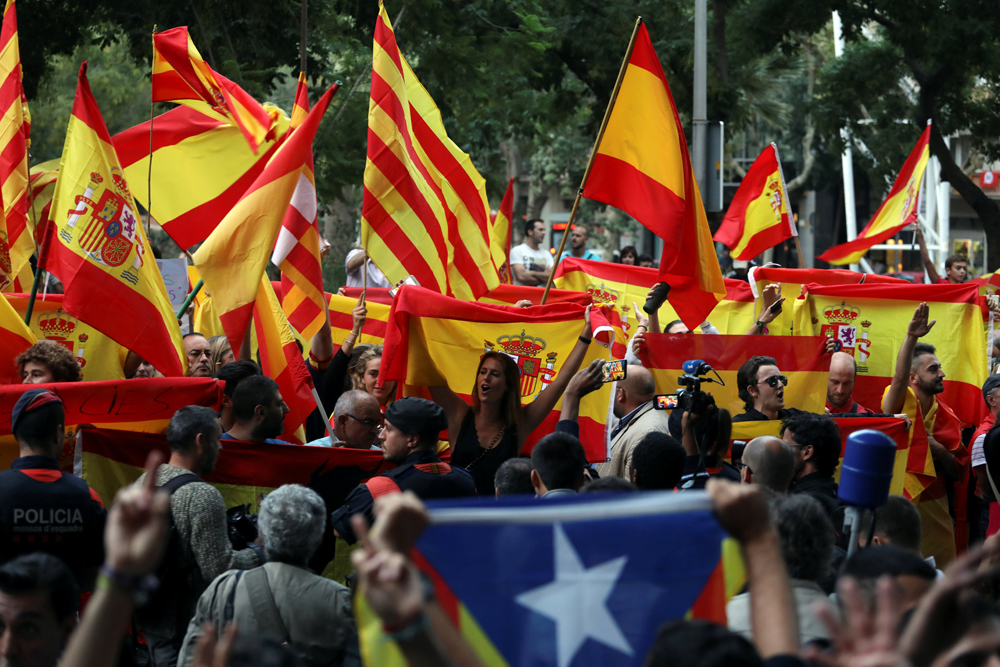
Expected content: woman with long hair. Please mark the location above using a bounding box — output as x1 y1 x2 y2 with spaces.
430 306 594 494
207 335 235 373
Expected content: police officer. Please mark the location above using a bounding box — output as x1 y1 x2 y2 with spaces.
0 389 106 585
330 397 476 543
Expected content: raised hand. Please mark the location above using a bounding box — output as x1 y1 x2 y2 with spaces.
706 479 772 544
761 283 782 310
351 512 426 628
104 450 171 577
807 577 908 667
565 359 605 399
369 491 430 554
632 301 649 330
907 302 936 338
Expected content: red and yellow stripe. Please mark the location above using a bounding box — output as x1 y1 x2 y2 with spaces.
490 177 514 283
0 291 35 383
362 4 499 301
818 124 931 265
0 0 32 293
328 293 389 347
581 22 725 330
714 144 794 261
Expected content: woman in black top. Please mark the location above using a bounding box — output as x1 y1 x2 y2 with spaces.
431 306 594 495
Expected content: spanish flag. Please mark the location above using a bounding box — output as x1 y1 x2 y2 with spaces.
115 105 290 250
0 291 34 383
490 177 515 283
714 144 794 261
362 3 499 301
42 63 185 378
818 123 932 265
581 21 725 331
152 27 276 154
0 0 31 294
797 282 986 426
275 75 336 340
192 85 335 356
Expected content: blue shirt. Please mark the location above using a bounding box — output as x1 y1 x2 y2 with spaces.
221 432 292 446
558 250 602 264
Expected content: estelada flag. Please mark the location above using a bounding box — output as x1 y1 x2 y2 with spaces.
3 293 128 381
554 257 757 336
796 282 987 426
381 286 619 461
252 277 316 444
640 333 831 416
358 493 742 666
362 3 499 301
0 0 32 294
0 291 34 383
328 292 390 347
152 27 276 154
193 86 335 356
714 144 795 261
41 63 185 377
115 105 290 250
818 123 932 265
581 22 725 331
490 177 515 283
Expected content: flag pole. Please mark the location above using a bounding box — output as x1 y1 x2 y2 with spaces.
541 16 643 305
23 265 43 325
146 25 157 238
793 236 806 269
360 250 367 344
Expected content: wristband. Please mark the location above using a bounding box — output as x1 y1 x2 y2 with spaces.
578 335 592 345
384 612 430 642
636 324 648 332
309 350 334 364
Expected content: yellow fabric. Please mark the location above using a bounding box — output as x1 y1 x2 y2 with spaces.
0 291 35 382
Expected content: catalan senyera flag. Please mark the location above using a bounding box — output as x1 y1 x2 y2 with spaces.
714 144 794 261
796 282 987 426
3 293 129 381
28 159 59 245
490 177 515 283
362 4 499 301
0 291 34 383
275 75 337 341
328 293 390 347
641 333 831 417
0 0 31 294
252 277 316 444
818 123 932 265
115 105 290 250
381 286 618 461
193 85 335 356
42 64 185 377
151 27 276 154
554 257 757 336
581 22 725 330
358 493 745 667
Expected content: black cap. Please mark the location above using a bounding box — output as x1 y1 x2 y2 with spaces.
384 397 448 438
11 389 63 437
984 374 1000 403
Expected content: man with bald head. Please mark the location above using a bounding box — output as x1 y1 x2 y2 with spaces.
597 364 670 478
331 390 382 449
739 435 795 493
826 351 875 414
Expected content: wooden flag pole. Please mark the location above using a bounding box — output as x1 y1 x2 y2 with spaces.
359 250 368 344
793 235 806 269
146 25 157 238
540 16 643 305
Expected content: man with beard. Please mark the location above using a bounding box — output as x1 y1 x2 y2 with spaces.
783 414 843 521
222 376 291 445
883 303 967 569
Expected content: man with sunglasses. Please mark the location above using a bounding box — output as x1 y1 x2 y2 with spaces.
732 355 807 423
330 390 383 449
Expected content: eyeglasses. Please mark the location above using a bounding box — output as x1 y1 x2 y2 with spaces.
345 414 381 429
756 375 788 389
735 460 753 474
187 349 211 359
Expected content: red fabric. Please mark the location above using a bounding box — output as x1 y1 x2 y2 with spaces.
753 267 906 288
19 469 62 482
826 399 874 415
989 503 1000 538
88 487 104 508
973 413 996 445
642 333 831 373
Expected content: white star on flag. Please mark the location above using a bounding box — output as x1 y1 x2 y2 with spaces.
515 523 633 667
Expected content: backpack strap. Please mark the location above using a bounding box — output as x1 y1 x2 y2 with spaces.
366 475 401 499
244 567 290 644
223 570 244 628
158 473 202 494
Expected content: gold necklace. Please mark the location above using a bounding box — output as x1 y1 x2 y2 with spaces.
466 425 505 470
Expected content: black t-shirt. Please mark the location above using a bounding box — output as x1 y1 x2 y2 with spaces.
732 407 807 423
982 424 1000 495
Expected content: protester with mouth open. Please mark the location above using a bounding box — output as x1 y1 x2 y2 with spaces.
732 355 807 423
429 306 596 495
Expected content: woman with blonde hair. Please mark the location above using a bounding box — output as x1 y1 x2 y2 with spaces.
207 335 235 373
353 344 396 408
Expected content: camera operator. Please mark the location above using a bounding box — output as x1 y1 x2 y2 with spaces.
678 390 738 489
595 364 671 479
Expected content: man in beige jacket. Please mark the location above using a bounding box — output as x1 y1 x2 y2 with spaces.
597 365 671 478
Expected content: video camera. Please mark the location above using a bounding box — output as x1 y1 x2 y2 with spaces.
675 359 723 416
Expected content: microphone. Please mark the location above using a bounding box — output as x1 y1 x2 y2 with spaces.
837 429 897 556
682 359 712 375
643 282 671 314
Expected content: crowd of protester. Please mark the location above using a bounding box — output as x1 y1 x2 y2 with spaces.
6 234 1000 667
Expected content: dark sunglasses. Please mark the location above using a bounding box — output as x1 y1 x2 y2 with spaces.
756 375 788 389
345 414 381 429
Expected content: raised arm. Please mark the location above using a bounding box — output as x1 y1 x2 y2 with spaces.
521 305 593 439
337 299 367 358
883 303 935 414
915 225 941 284
746 284 783 335
310 301 336 364
346 248 367 273
428 385 471 447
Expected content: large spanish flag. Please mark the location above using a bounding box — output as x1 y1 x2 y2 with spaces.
362 4 499 301
252 277 315 444
42 64 185 377
581 21 725 330
818 124 932 265
0 290 34 383
151 27 276 154
714 144 795 261
641 333 831 416
489 177 515 283
796 282 987 425
554 256 756 336
0 0 31 294
193 86 335 356
381 286 619 461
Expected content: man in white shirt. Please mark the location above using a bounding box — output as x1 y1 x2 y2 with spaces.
510 219 553 286
345 248 392 288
